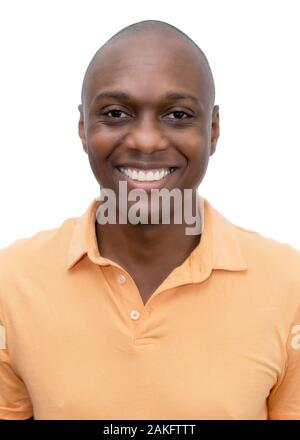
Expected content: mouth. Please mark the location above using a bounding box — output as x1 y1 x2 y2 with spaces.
114 166 177 190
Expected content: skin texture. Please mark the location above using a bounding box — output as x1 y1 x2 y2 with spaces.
78 27 220 305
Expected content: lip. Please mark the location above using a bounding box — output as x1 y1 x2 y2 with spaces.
114 166 178 190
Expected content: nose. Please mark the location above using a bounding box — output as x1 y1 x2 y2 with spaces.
124 113 169 154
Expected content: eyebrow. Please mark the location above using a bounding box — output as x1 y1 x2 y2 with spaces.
92 90 200 105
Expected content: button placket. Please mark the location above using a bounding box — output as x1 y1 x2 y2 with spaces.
113 269 156 345
114 270 147 333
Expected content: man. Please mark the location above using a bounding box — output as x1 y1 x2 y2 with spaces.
0 20 300 420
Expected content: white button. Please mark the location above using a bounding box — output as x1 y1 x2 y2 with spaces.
130 310 140 320
117 274 126 285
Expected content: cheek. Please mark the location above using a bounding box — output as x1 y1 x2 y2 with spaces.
85 131 116 185
88 129 116 159
195 148 210 186
182 137 211 188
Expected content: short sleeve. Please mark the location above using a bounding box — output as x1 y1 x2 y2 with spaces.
268 304 300 420
0 320 33 420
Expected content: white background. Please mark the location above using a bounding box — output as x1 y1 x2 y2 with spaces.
0 0 299 249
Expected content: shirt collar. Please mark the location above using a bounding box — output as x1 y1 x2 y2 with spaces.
66 195 248 279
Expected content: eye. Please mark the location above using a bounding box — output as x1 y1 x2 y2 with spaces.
103 109 130 118
165 110 191 120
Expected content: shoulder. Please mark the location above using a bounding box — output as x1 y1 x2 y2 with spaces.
232 223 300 305
234 223 300 271
0 217 77 281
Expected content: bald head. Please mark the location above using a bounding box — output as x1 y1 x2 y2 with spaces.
80 20 215 107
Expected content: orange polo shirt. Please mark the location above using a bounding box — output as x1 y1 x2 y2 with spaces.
0 195 300 420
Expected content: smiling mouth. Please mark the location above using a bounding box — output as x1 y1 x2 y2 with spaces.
116 166 176 182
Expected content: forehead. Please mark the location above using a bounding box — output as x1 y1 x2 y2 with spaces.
83 33 212 108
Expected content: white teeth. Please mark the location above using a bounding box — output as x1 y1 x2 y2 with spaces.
118 167 171 181
138 171 146 180
146 171 154 181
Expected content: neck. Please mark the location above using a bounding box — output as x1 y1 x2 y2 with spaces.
96 213 202 271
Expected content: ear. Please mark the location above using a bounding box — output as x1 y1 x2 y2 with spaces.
78 104 88 154
210 105 220 156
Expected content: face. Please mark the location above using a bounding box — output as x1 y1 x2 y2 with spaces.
79 33 219 221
